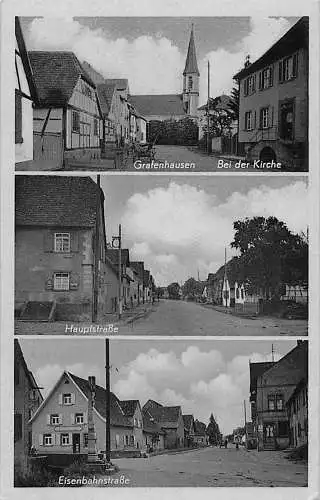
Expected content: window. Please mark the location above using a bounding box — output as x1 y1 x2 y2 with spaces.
276 397 284 411
259 66 273 90
61 433 70 446
268 397 275 411
188 76 193 89
236 288 240 299
130 435 135 447
125 435 129 446
83 433 88 448
75 413 84 424
63 393 72 405
15 90 23 144
244 75 255 96
298 422 302 437
94 118 99 136
44 434 53 446
53 272 70 291
115 434 120 448
245 111 253 130
14 413 22 442
72 111 80 133
241 289 244 300
51 414 60 425
279 53 298 83
54 233 70 253
260 107 270 129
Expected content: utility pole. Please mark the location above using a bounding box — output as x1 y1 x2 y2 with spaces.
87 376 98 463
207 60 211 155
271 343 275 362
244 399 248 450
105 339 111 465
92 175 101 323
112 224 122 320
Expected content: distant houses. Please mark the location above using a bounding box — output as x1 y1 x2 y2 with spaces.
249 340 308 451
15 176 156 322
234 17 308 170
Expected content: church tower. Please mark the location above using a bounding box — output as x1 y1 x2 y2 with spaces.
183 25 200 117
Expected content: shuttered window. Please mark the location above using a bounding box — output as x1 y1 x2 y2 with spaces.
15 91 23 144
14 413 23 442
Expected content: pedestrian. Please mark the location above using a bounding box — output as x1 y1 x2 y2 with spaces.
224 439 228 449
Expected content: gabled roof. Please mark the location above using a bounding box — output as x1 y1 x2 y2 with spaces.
15 17 38 102
15 176 103 228
249 361 275 394
198 94 232 112
234 17 308 80
194 419 206 435
29 51 96 107
210 256 243 288
106 248 130 267
183 414 194 431
81 61 105 85
183 26 199 76
143 401 182 429
105 79 129 91
142 409 165 435
129 94 186 118
97 83 116 116
130 261 145 280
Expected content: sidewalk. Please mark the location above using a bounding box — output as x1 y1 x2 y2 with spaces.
104 301 157 326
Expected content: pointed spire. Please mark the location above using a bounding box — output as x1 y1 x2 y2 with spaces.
183 25 199 76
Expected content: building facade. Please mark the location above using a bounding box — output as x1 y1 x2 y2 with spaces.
234 17 308 170
14 340 43 475
15 176 108 321
143 400 184 449
30 372 145 464
286 378 308 448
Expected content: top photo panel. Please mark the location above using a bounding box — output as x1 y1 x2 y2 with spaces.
15 16 309 173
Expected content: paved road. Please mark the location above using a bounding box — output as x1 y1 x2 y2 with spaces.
14 300 307 336
121 300 307 336
98 446 307 487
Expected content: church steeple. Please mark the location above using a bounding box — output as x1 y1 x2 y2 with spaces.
183 25 200 76
183 25 200 117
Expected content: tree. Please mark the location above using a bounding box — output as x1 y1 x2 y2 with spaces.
182 277 203 300
228 85 240 121
201 96 234 139
206 413 222 446
231 216 308 299
167 282 181 300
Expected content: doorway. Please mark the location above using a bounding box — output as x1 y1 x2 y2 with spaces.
72 433 80 454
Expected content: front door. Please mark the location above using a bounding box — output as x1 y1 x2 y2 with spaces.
72 433 80 454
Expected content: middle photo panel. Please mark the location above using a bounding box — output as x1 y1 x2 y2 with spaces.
15 174 308 336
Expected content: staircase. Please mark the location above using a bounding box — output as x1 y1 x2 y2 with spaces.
19 301 56 322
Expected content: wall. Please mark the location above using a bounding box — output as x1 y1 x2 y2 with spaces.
15 227 94 319
238 48 308 145
288 385 308 447
144 432 165 451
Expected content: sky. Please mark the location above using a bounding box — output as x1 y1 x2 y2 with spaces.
21 16 298 104
100 176 308 286
18 338 299 435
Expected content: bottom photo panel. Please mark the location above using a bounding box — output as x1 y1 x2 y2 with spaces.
14 338 308 488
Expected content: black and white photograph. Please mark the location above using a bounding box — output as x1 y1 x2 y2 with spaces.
15 175 308 336
14 338 308 487
15 16 308 172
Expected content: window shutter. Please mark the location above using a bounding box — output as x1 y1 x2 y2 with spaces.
69 433 72 445
293 53 298 77
279 61 283 83
58 394 63 405
43 231 54 252
258 72 262 90
70 272 80 291
39 434 43 446
84 412 88 424
15 91 23 144
271 106 274 127
70 413 75 425
270 67 274 87
55 433 59 446
71 232 79 252
253 75 256 92
47 414 51 425
71 393 76 404
59 414 63 425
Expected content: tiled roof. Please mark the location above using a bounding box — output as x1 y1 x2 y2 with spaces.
183 27 199 76
183 414 194 430
29 51 96 107
249 361 275 393
119 399 139 417
15 176 102 227
142 409 165 435
143 270 150 286
130 261 145 280
106 248 130 267
194 419 206 436
81 61 105 85
68 373 135 427
234 17 308 80
129 94 186 118
105 79 129 91
97 83 116 116
145 405 182 429
198 94 232 112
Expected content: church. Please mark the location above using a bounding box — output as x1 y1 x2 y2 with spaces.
129 27 200 121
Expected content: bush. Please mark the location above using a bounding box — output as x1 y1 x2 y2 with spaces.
15 467 58 487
